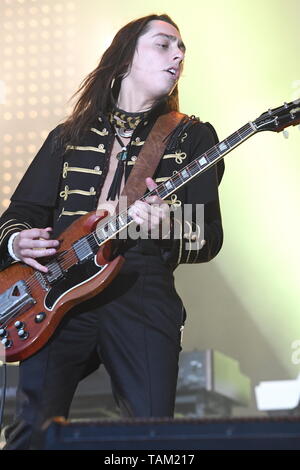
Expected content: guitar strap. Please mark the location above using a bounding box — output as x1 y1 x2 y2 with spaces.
117 111 188 210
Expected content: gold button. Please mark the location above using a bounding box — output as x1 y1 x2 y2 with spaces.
94 166 100 171
131 156 137 162
183 233 189 240
90 187 95 192
191 234 197 242
98 144 104 149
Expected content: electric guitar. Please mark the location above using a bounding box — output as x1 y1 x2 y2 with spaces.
0 99 299 362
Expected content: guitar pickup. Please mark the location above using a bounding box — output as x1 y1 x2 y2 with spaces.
44 260 64 284
72 238 94 263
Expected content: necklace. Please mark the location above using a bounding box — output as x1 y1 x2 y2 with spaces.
108 107 149 136
114 129 129 161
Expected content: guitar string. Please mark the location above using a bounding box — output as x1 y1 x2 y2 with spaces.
0 126 255 328
14 123 254 297
4 105 300 327
9 124 255 294
2 118 277 329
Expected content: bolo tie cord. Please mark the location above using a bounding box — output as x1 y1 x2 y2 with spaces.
106 130 130 201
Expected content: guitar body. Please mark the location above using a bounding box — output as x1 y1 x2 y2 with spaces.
0 98 299 363
0 211 124 362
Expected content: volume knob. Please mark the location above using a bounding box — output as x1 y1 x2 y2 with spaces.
1 337 12 348
14 321 25 329
0 328 7 338
17 329 29 340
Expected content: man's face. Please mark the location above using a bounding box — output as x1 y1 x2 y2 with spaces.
127 20 185 101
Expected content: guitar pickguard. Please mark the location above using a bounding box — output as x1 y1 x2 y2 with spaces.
44 257 108 310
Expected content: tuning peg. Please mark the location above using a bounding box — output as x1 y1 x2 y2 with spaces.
283 130 289 139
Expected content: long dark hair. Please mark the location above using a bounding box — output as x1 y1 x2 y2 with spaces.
60 14 180 145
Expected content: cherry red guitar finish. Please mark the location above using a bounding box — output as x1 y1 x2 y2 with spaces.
0 211 124 362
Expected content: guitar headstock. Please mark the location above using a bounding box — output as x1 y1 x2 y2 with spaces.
253 99 300 133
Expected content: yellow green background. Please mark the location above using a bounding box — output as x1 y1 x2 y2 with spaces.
1 0 300 414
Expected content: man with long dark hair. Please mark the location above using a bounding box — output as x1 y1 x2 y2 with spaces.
0 14 224 449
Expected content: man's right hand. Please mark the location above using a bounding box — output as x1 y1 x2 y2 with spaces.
13 227 60 273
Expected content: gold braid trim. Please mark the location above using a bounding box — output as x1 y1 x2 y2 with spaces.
0 221 32 245
66 145 106 153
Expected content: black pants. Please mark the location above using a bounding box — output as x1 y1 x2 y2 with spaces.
4 244 185 450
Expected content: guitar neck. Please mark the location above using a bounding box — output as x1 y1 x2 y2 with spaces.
92 121 257 246
41 99 299 273
152 121 257 200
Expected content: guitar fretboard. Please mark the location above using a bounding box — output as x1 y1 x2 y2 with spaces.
153 122 256 200
91 121 256 246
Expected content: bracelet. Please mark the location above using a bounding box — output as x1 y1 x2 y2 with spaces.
7 232 21 261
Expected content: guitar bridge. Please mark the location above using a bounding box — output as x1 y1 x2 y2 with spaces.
0 281 35 325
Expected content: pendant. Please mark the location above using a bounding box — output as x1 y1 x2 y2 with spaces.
116 149 127 161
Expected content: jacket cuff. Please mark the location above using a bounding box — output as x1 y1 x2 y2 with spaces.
7 232 21 261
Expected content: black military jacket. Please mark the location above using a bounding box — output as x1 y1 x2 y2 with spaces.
0 103 224 271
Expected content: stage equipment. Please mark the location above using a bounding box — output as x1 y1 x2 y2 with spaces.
40 415 300 450
255 374 300 416
176 349 251 417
